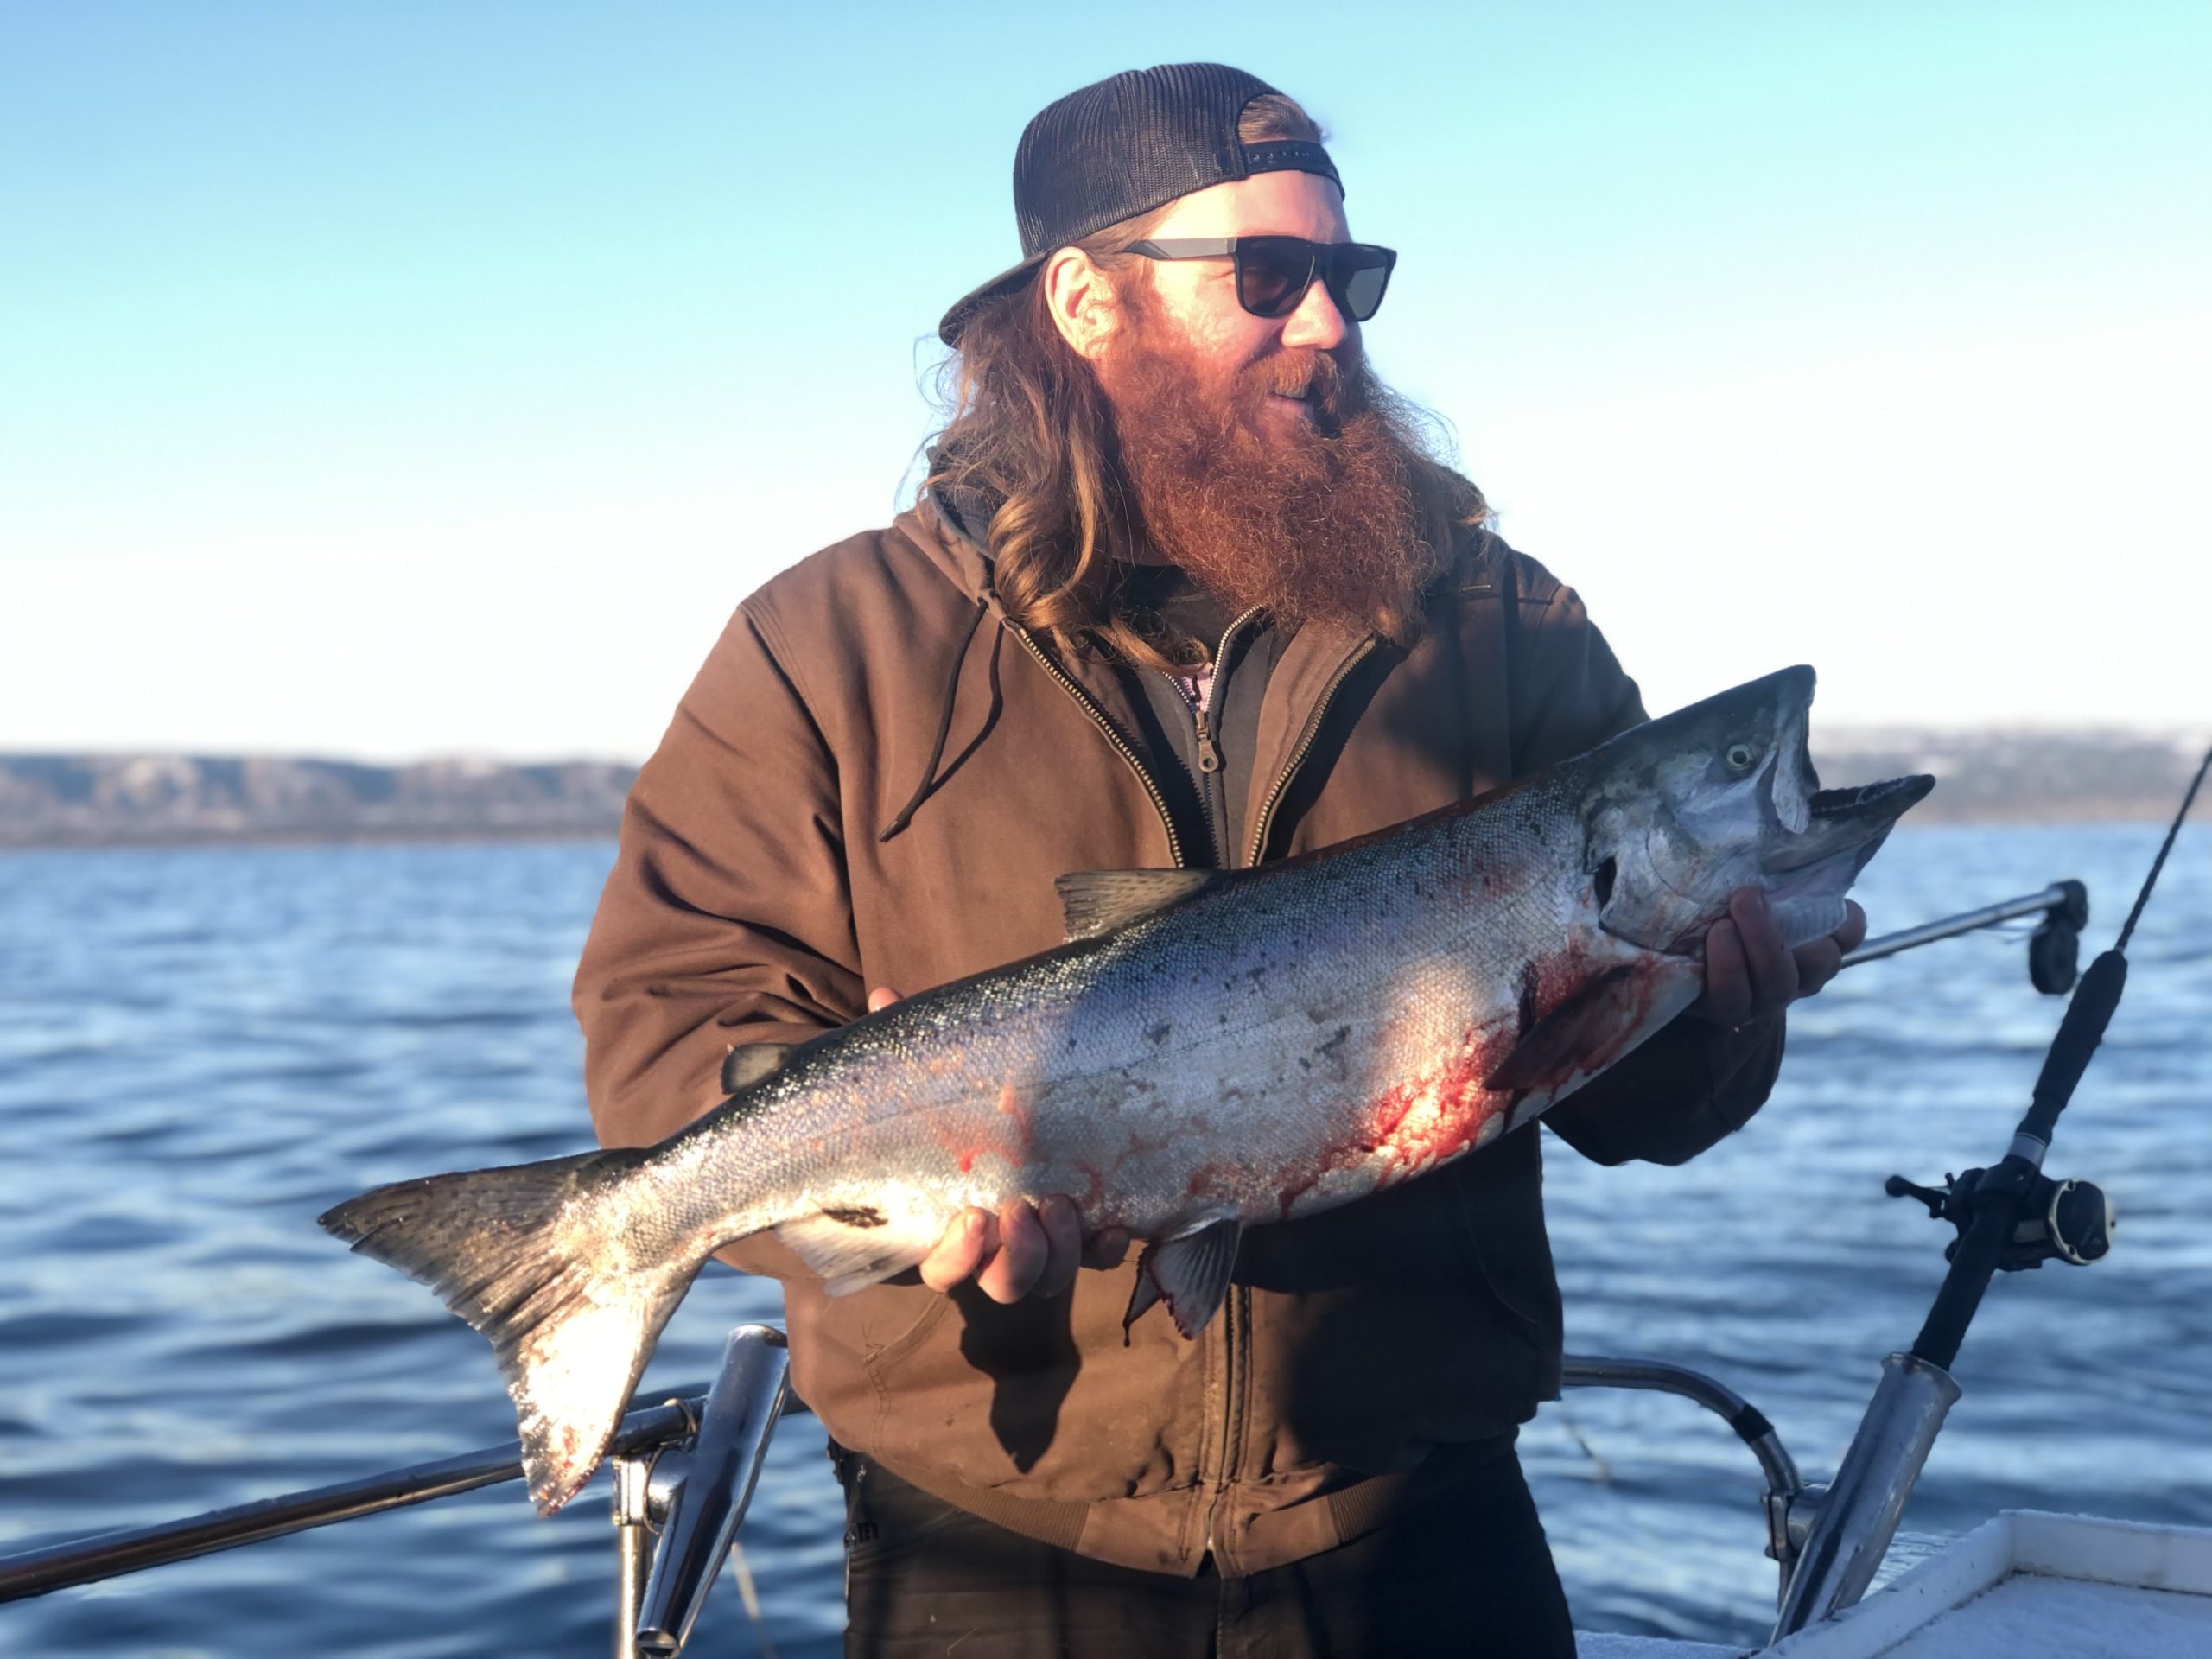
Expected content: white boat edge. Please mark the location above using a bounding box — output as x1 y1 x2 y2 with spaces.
1574 1510 2212 1658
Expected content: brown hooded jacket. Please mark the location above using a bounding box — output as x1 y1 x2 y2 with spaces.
573 499 1783 1575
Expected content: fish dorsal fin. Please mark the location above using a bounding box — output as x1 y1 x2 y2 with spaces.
721 1042 798 1095
1056 868 1230 942
1484 964 1641 1096
1123 1217 1243 1340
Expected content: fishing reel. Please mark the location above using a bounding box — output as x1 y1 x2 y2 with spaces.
2027 880 2089 995
1885 1167 2114 1269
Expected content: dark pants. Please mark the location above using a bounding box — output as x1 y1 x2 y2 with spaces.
836 1449 1577 1658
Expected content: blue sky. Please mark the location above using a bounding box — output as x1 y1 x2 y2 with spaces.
3 2 2207 760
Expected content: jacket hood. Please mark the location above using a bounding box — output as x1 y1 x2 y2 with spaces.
893 493 1003 616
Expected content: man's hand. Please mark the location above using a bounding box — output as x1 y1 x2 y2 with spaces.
867 987 1132 1301
1687 889 1867 1028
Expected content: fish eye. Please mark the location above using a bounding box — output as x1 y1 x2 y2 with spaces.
1725 742 1759 772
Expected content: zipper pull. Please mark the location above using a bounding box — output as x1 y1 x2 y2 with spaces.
1196 732 1222 774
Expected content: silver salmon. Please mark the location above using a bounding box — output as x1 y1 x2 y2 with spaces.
321 664 1930 1512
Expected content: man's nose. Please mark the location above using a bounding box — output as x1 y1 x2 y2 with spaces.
1279 276 1349 352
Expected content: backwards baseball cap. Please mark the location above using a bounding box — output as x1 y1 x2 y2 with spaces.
937 62 1342 347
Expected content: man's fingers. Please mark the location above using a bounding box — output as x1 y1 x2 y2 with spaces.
1082 1226 1132 1271
919 1208 989 1292
867 986 901 1014
1835 899 1869 954
1698 916 1752 1028
1730 888 1799 1018
1730 888 1795 983
1793 938 1844 997
918 1198 1126 1300
1697 893 1869 1024
1033 1194 1084 1299
1792 902 1865 1000
977 1202 1047 1304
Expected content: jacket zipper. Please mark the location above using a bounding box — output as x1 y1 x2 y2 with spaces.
1244 635 1379 867
1010 624 1187 869
1024 610 1305 1565
1164 606 1262 868
1205 1282 1253 1556
1177 605 1268 1560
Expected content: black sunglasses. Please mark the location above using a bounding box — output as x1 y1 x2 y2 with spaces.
1122 236 1397 322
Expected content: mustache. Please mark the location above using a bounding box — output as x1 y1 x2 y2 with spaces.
1245 347 1363 419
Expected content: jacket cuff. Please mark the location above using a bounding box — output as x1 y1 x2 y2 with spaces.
1543 1011 1786 1166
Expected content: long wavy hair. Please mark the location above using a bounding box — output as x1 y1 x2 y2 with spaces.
923 95 1484 671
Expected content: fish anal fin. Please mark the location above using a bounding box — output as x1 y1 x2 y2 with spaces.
776 1208 940 1296
1121 1273 1161 1344
721 1042 798 1094
1056 868 1232 942
1484 964 1641 1096
1125 1217 1242 1340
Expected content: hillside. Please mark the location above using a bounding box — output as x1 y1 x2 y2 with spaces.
1 729 2202 849
0 754 637 848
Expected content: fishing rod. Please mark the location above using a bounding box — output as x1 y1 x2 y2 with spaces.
1770 747 2212 1642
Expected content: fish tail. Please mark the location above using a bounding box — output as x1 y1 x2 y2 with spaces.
319 1147 701 1515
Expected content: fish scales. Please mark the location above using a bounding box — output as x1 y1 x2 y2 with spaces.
639 773 1653 1256
320 665 1933 1511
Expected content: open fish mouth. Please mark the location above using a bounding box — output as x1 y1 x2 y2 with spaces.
1764 772 1936 880
1809 775 1936 823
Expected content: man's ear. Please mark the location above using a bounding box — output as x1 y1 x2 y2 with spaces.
1041 247 1120 360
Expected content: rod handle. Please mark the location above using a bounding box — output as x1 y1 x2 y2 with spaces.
2022 949 2126 1146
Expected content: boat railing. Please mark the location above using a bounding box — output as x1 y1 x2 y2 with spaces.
1 1329 1806 1654
0 1324 794 1659
1560 1353 1811 1603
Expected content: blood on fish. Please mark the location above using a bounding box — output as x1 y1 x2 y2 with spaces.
1505 948 1669 1096
1266 947 1673 1220
995 1084 1036 1155
1270 1025 1516 1217
1369 1051 1500 1169
1185 1161 1240 1198
930 1087 1034 1180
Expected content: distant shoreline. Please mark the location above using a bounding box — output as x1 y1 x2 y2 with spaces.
3 815 2197 855
0 753 637 852
3 735 2203 849
0 825 628 853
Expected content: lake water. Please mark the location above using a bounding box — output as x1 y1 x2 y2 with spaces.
2 824 2207 1656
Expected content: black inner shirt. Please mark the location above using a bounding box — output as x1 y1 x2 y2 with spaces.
1111 563 1279 868
1116 563 1237 665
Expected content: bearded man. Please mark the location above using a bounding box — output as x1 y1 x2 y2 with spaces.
575 63 1864 1658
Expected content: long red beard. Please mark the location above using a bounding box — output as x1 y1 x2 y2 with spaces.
1097 305 1440 637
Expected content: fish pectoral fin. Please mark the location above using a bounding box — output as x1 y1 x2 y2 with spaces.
1124 1218 1243 1341
1055 868 1236 941
775 1209 940 1296
1484 964 1641 1096
721 1043 799 1094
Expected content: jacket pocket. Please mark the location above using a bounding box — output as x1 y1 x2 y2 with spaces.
859 1285 957 1380
854 1268 1208 1501
1236 1154 1555 1475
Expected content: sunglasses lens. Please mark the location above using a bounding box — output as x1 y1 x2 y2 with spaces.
1334 251 1393 321
1236 238 1315 318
